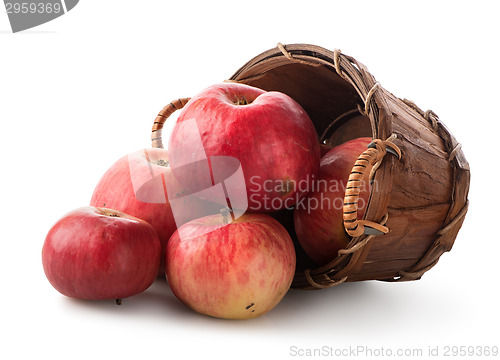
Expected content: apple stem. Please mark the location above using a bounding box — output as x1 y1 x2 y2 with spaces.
115 299 122 305
234 96 249 106
152 159 169 167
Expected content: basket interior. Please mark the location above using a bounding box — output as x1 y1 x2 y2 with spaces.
233 62 373 146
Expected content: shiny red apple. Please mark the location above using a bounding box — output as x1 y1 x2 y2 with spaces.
90 148 220 275
167 82 320 213
166 212 296 319
294 137 372 266
42 206 161 302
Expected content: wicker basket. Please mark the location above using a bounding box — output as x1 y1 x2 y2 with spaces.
152 43 470 290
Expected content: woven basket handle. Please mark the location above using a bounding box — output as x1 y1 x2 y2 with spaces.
343 139 401 237
151 98 191 148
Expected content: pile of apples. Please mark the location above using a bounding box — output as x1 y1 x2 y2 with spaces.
42 83 373 319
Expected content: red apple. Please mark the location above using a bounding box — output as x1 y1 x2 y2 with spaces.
167 83 320 213
42 206 160 302
294 137 373 266
166 212 296 319
90 148 221 275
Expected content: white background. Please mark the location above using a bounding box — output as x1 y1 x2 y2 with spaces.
1 1 498 359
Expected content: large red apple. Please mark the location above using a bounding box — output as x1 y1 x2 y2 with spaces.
42 206 160 302
167 83 320 213
90 148 220 275
294 137 373 266
166 212 296 319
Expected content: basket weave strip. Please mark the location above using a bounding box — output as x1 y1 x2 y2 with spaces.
343 138 401 238
151 98 190 149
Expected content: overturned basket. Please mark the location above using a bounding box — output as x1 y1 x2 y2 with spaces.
152 43 470 290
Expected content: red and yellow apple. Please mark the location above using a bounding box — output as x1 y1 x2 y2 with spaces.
165 212 296 319
167 83 320 213
42 206 160 302
294 137 373 266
